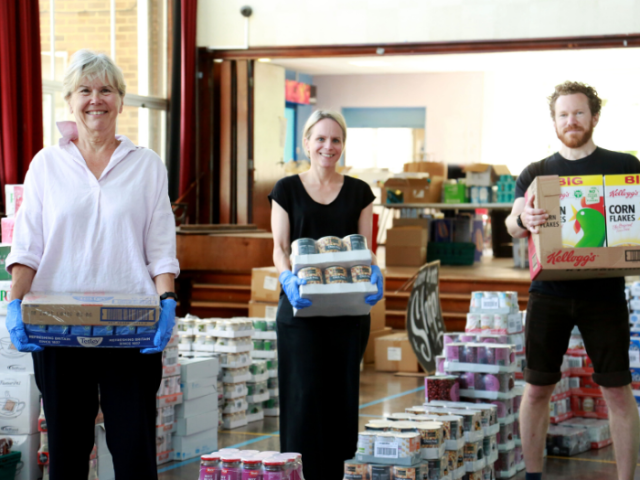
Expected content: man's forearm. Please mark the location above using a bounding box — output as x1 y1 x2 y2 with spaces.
506 214 529 239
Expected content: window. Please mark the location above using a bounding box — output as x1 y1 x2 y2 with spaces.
39 0 169 161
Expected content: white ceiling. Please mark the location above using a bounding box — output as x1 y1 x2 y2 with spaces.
270 47 640 76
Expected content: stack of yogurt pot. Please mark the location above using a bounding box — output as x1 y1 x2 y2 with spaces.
251 318 280 417
199 448 303 480
439 331 520 478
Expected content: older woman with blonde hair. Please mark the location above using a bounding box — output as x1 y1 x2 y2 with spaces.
270 110 383 479
5 49 179 479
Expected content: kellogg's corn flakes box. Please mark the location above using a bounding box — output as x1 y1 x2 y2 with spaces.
559 175 606 248
604 174 640 246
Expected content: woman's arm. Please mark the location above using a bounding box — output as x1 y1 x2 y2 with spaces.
271 200 292 274
9 265 36 301
153 273 175 296
358 202 378 265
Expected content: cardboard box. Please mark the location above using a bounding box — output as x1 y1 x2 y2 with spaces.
0 373 40 434
180 357 219 382
248 300 278 320
527 175 640 280
382 177 444 204
295 283 376 317
403 162 447 179
0 245 11 281
181 376 217 401
0 316 34 374
374 333 420 373
364 327 393 364
386 227 428 267
443 182 468 204
393 218 430 231
175 393 218 419
251 267 281 303
370 298 386 332
464 164 511 187
175 409 218 436
22 293 159 326
173 429 218 461
3 433 39 480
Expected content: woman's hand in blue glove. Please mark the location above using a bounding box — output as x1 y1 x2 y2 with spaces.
141 298 177 354
279 270 312 309
6 299 43 352
365 265 384 306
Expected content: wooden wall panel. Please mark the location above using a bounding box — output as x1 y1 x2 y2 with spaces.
219 61 233 224
236 60 249 224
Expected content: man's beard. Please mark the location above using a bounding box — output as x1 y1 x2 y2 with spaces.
556 121 594 149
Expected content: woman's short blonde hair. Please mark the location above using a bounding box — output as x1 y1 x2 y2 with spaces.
62 49 126 100
302 110 347 157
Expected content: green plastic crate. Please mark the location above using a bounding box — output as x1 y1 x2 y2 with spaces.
0 451 21 479
427 242 476 266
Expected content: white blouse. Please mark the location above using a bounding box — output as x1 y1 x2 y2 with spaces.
6 122 180 295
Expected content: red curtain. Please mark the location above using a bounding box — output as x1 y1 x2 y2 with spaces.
0 0 43 194
179 0 197 196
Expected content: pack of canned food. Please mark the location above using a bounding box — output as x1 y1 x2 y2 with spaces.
289 235 378 317
359 420 446 461
344 457 455 480
200 449 303 480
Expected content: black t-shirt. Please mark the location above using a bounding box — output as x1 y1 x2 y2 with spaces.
515 147 640 300
269 174 376 242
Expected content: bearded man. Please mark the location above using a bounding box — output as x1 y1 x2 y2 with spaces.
506 81 640 480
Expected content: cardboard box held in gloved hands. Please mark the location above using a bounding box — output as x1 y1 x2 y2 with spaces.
526 175 640 281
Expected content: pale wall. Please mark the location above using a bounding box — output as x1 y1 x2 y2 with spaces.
197 0 640 48
313 72 484 166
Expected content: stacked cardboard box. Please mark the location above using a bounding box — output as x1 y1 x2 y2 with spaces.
174 357 219 460
375 333 420 373
386 227 428 267
2 185 23 244
248 267 280 320
251 319 279 417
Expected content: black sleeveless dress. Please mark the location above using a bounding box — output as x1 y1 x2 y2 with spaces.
269 174 376 480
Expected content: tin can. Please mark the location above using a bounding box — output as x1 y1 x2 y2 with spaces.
395 432 421 457
344 459 368 480
426 376 460 402
462 344 477 363
343 234 368 251
365 421 392 432
474 344 489 364
444 342 463 362
368 464 392 480
466 313 481 332
493 313 508 331
350 265 372 283
443 333 459 345
389 421 419 433
497 423 513 445
324 266 349 284
496 449 515 472
393 465 419 479
480 314 493 331
464 441 484 463
291 238 318 255
356 432 376 456
317 236 343 253
423 457 444 479
491 345 513 366
414 422 443 448
458 371 475 390
446 450 458 475
297 267 323 284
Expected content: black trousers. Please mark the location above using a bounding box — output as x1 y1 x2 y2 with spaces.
276 295 371 480
32 348 163 480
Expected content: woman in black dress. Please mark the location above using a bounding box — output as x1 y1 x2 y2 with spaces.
269 110 383 479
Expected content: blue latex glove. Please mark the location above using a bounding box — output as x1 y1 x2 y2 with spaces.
6 299 43 352
279 270 312 309
141 298 177 354
365 265 384 306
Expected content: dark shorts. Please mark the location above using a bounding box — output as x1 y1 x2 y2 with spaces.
525 292 631 387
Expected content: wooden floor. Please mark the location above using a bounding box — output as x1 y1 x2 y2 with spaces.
158 367 634 480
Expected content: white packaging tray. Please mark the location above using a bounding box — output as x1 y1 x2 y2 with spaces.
465 458 486 472
253 331 277 340
269 369 278 378
247 411 264 423
459 389 516 400
420 443 446 459
294 283 376 317
224 384 248 399
496 466 517 478
516 460 525 471
178 344 192 352
445 437 465 451
251 350 277 359
464 430 484 443
497 440 516 452
223 398 248 414
223 417 248 430
444 361 516 374
485 424 500 436
268 388 279 398
246 393 270 404
220 355 252 369
214 344 253 353
452 465 466 479
264 408 280 417
249 372 269 383
210 329 255 339
222 372 252 383
291 249 372 274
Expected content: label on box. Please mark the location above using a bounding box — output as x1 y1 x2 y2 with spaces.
263 276 278 291
265 306 277 319
481 297 499 310
559 176 606 248
388 347 402 361
604 175 640 247
374 438 399 458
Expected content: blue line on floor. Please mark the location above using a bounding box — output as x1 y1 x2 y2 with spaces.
359 386 425 410
159 386 425 474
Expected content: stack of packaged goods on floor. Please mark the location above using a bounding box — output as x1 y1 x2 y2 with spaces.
154 331 180 465
250 318 277 421
0 307 42 480
199 448 303 479
174 356 219 460
628 282 640 411
252 318 280 417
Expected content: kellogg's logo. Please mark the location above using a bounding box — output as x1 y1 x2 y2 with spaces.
77 337 103 347
546 250 597 267
608 188 639 200
559 192 570 200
